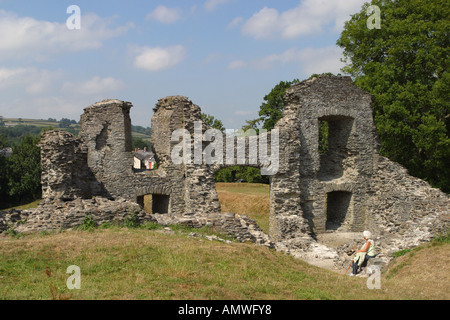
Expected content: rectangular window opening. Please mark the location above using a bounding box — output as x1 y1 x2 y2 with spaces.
318 116 354 180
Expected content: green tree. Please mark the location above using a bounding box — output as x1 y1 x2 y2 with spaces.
0 133 7 149
59 118 72 128
201 113 225 132
132 137 152 151
258 79 299 131
0 134 9 209
337 0 450 192
241 118 263 133
7 134 42 205
214 166 269 184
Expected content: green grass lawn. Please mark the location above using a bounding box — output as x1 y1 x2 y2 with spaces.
1 226 448 300
0 227 379 300
1 183 448 300
216 183 270 233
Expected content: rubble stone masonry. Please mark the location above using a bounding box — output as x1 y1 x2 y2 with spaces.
1 75 448 269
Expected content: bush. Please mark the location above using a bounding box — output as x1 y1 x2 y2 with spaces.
123 213 140 229
80 215 96 231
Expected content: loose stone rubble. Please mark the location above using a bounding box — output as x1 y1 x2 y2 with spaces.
1 75 448 273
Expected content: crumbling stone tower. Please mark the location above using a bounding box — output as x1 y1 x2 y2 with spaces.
40 96 223 216
269 76 448 243
79 99 134 198
38 75 448 248
150 96 221 215
269 76 379 240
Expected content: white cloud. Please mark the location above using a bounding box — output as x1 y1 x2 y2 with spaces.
204 0 231 12
146 5 182 24
228 46 345 75
0 10 133 61
0 74 126 120
241 7 280 39
241 0 366 39
0 67 28 84
294 46 346 75
0 67 64 94
0 95 84 121
62 76 125 95
133 45 186 72
227 16 243 29
227 60 248 70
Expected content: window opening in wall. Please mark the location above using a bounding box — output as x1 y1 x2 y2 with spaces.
137 194 169 214
326 191 352 231
95 122 110 150
318 120 329 155
318 115 354 180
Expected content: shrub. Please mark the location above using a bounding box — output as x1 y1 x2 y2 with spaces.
123 213 140 229
80 215 96 231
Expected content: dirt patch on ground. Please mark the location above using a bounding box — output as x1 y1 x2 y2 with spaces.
303 232 366 273
316 232 362 249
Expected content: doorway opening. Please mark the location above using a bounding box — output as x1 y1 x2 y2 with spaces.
137 194 170 214
326 191 352 231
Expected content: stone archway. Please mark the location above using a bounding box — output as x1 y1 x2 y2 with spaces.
135 185 172 214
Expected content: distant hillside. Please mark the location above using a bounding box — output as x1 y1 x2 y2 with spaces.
0 117 151 145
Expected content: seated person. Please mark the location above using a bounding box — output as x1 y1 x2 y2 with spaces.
349 231 375 276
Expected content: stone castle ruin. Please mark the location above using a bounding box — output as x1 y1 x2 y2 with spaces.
1 75 448 271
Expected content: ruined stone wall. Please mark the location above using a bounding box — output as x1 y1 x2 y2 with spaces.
367 156 449 249
269 76 448 246
153 96 221 215
270 76 379 240
39 130 93 201
39 97 229 216
11 75 447 267
79 99 135 199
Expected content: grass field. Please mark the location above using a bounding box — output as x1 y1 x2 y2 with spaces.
2 118 71 128
216 183 270 233
0 183 448 300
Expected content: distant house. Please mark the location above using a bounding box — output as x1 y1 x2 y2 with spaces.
133 148 156 170
0 147 12 157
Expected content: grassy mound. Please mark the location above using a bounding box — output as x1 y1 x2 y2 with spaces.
1 183 448 300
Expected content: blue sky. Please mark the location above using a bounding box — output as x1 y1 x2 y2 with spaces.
0 0 368 129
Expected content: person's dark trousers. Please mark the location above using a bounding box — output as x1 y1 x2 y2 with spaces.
354 254 376 274
352 261 359 274
362 254 376 268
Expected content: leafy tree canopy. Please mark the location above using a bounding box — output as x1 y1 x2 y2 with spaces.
5 134 42 208
201 113 225 132
337 0 449 192
132 137 152 151
258 79 299 131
